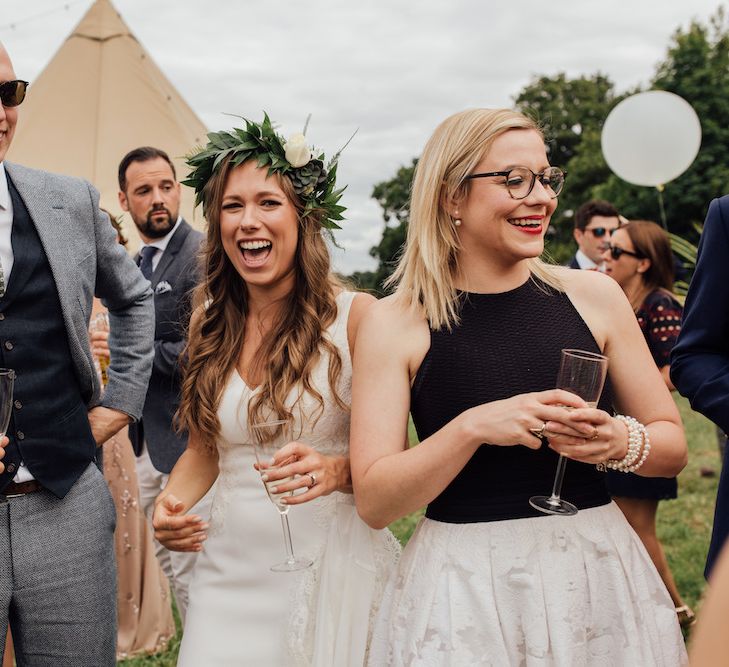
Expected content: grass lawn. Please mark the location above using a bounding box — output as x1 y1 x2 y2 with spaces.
120 395 718 665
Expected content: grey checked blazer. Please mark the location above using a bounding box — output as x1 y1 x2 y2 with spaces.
4 162 155 420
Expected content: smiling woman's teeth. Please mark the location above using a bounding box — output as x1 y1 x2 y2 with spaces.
239 239 272 264
239 240 272 250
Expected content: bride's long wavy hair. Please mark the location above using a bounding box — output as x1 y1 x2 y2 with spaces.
177 155 346 450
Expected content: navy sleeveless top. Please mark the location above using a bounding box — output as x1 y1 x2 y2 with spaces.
412 276 613 523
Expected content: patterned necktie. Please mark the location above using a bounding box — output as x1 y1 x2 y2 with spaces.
0 256 4 298
138 246 158 280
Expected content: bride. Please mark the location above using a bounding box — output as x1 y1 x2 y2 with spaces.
152 115 399 666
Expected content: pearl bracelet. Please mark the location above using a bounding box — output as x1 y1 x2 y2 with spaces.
596 415 650 473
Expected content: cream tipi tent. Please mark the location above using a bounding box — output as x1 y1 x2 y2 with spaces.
8 0 208 248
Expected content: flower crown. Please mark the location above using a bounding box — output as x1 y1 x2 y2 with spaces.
183 113 349 233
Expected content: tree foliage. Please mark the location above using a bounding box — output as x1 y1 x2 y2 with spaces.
514 73 622 262
595 8 729 242
351 160 416 295
358 9 729 286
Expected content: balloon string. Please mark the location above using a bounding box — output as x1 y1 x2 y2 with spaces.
656 185 668 230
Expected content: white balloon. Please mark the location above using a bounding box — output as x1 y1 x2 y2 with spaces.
601 91 701 187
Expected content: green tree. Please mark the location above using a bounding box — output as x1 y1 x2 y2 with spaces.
351 160 417 295
514 73 622 262
359 9 729 281
596 9 729 240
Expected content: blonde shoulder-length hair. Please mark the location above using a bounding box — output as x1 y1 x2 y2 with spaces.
387 108 563 330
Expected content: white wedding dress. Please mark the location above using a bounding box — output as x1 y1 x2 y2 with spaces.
178 292 400 667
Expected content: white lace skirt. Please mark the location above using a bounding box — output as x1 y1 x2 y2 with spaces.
368 502 687 666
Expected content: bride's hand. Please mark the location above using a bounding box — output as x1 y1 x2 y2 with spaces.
256 442 351 506
153 493 208 552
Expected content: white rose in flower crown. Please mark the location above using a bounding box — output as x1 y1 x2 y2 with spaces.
284 133 312 168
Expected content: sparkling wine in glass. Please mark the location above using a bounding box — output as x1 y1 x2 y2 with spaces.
250 419 313 572
0 369 14 438
529 348 608 516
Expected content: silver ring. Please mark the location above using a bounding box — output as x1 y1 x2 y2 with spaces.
529 422 548 439
306 472 317 488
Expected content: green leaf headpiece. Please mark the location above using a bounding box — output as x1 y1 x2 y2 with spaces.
182 113 350 233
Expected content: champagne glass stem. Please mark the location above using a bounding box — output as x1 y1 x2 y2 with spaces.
279 513 297 565
549 455 568 502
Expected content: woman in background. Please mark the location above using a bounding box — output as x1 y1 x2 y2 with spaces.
603 219 693 627
90 212 175 659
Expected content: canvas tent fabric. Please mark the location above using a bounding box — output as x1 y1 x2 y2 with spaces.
8 0 208 248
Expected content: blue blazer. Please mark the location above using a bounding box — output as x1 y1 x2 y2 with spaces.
128 220 204 473
671 194 729 576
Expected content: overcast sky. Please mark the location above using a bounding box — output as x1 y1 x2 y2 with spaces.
0 0 724 273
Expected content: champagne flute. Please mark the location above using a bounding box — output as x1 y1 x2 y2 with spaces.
0 369 14 439
529 348 608 516
250 419 313 572
89 312 110 386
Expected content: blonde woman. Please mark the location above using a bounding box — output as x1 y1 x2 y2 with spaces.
152 116 398 666
350 109 688 665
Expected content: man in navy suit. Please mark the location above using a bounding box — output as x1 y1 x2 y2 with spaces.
568 199 621 270
672 194 729 577
116 147 207 622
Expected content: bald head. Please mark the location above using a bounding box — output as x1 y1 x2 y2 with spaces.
0 42 18 163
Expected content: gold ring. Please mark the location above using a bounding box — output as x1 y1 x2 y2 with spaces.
590 427 599 441
529 422 547 439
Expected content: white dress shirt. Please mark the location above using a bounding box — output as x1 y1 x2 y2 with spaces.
0 163 15 287
139 217 183 272
575 249 603 271
0 164 31 482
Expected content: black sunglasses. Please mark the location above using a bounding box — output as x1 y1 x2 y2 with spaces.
464 166 565 200
585 226 618 238
0 80 29 108
607 245 644 260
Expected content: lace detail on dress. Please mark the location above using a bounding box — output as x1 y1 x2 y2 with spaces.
368 503 686 667
287 495 401 666
206 438 240 538
188 291 400 666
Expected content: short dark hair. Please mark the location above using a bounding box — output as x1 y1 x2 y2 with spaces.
574 199 619 231
118 146 176 192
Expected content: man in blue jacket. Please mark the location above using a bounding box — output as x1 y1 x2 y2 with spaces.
118 146 207 622
671 194 729 577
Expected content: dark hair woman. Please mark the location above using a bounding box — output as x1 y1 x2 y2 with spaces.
603 219 693 627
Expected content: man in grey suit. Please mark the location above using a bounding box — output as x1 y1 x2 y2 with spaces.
0 43 154 665
117 146 206 622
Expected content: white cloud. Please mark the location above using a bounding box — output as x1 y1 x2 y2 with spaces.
1 0 723 272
